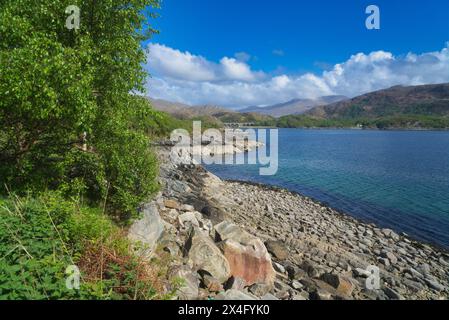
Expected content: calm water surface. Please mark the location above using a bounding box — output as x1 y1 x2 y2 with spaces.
206 129 449 249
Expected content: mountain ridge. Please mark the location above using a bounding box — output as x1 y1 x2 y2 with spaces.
306 83 449 119
147 97 274 125
147 98 230 118
239 95 348 118
148 83 449 129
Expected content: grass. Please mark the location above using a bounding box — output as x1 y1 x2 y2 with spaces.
0 190 178 300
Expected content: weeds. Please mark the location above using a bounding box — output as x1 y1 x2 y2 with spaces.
0 191 176 300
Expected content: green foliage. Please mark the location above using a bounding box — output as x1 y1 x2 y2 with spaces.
341 105 364 118
67 206 115 249
128 96 207 136
215 112 268 123
270 115 354 128
190 116 223 130
0 1 175 299
260 114 449 130
93 114 159 220
0 192 80 299
0 191 172 300
0 0 163 218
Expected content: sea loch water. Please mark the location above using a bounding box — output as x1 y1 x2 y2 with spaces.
206 129 449 249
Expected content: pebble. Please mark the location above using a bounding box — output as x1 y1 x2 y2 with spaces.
378 257 390 267
383 287 404 300
425 279 446 292
155 147 449 301
381 251 398 264
291 280 304 290
273 262 286 274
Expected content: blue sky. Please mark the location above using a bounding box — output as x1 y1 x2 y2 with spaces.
144 0 449 108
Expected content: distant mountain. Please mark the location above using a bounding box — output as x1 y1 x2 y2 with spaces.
147 97 274 124
239 95 348 118
307 84 449 119
148 84 449 130
147 98 230 119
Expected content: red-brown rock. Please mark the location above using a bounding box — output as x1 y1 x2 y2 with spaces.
215 221 275 288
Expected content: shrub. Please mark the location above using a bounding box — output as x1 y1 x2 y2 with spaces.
0 0 162 221
0 191 173 300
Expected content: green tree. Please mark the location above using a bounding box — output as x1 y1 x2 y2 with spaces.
0 0 161 218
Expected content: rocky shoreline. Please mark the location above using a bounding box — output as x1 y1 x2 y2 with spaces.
128 146 449 300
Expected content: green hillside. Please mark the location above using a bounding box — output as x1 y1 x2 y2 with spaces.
259 84 449 129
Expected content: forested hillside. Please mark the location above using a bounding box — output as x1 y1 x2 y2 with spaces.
256 84 449 129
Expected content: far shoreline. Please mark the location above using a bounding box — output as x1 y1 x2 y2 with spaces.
238 126 449 132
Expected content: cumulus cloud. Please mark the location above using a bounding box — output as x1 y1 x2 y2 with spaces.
220 57 261 82
145 43 449 108
147 44 216 82
146 44 264 83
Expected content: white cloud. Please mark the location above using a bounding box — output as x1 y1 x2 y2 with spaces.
220 57 261 82
145 43 449 108
146 44 264 83
147 44 216 82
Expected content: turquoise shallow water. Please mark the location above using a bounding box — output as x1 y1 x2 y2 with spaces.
206 129 449 249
